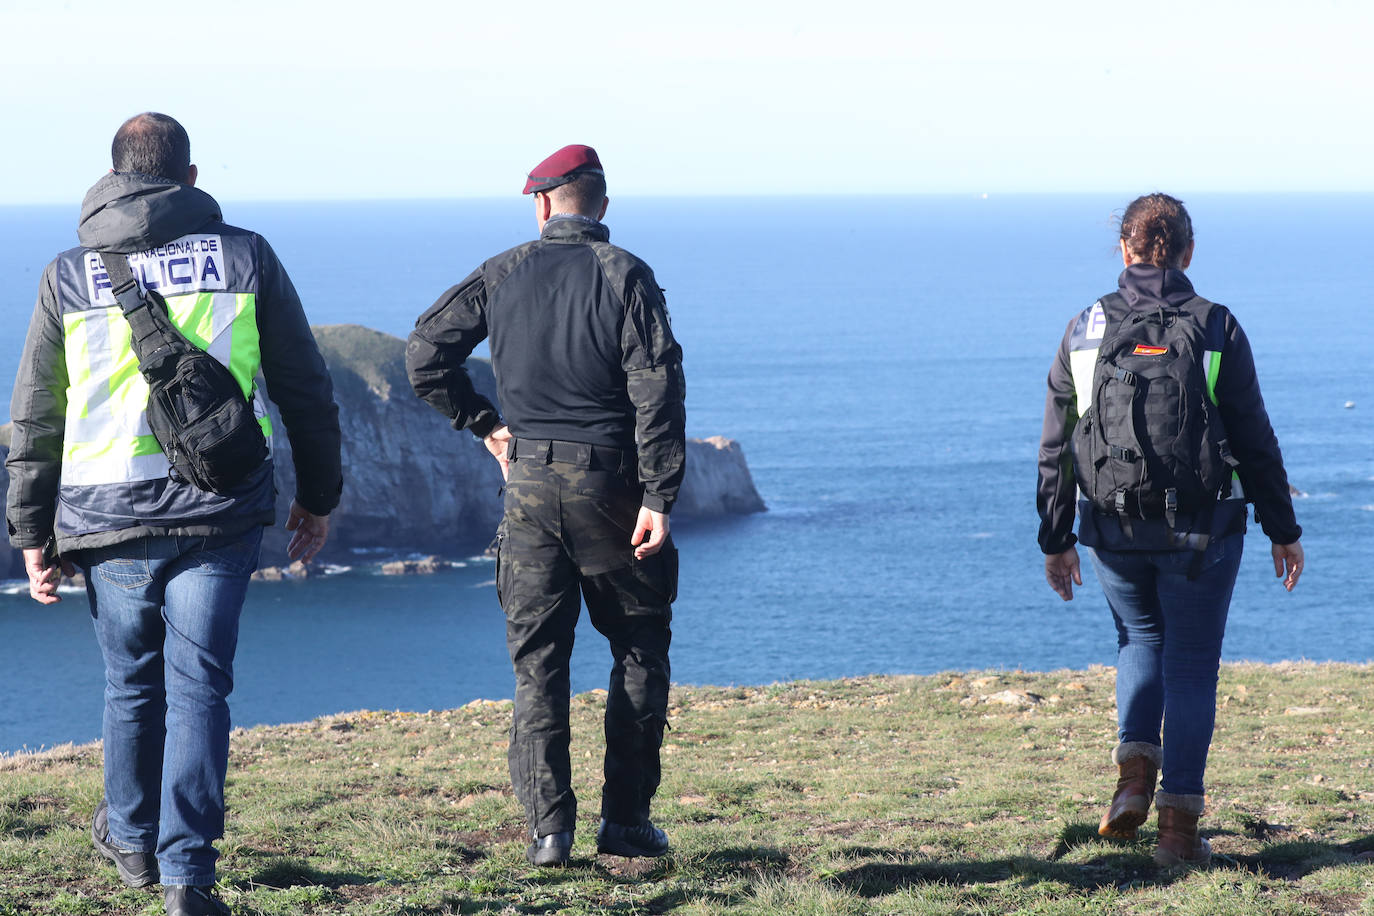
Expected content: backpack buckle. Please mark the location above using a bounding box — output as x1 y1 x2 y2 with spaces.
1164 488 1179 529
1217 438 1240 468
1113 491 1134 538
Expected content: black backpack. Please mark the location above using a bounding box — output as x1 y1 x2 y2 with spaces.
1070 293 1238 536
102 252 268 494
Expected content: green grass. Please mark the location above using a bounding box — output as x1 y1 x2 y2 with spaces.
3 663 1374 914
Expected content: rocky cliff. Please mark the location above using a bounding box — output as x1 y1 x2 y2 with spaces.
0 324 764 575
261 324 506 561
675 436 767 517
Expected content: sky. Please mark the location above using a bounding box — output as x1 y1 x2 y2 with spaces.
2 0 1371 203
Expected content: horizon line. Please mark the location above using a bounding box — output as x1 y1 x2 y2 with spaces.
4 189 1374 208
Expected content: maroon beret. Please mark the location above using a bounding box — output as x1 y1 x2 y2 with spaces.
523 144 603 195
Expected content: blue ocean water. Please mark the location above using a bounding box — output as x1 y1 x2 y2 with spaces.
1 194 1369 753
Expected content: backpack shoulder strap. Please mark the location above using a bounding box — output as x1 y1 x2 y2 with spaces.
1094 291 1132 343
1179 295 1229 351
1099 290 1129 311
1179 294 1215 323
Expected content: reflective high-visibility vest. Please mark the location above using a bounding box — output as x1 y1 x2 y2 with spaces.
54 230 274 502
60 248 273 488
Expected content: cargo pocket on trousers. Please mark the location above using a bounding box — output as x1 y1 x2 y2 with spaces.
631 543 678 607
493 528 509 608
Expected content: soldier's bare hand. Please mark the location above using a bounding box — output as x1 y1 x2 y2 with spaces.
484 425 513 481
631 507 669 559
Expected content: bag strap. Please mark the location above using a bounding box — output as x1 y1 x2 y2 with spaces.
100 253 189 380
100 252 143 313
1095 291 1129 341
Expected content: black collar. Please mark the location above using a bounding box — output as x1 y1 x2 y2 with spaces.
1118 264 1197 309
541 214 610 244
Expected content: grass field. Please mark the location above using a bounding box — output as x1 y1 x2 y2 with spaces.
3 663 1373 914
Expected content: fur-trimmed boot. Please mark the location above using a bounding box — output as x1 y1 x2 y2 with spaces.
1153 792 1211 867
1098 742 1161 839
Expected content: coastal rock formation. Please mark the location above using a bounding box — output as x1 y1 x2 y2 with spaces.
379 556 448 576
0 324 765 574
677 436 766 516
250 561 316 582
261 324 505 561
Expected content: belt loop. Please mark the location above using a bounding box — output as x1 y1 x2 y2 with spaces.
506 438 519 462
533 440 552 464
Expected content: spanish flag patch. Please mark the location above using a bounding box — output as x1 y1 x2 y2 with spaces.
1132 344 1168 356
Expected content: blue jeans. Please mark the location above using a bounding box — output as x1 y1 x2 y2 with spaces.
80 528 262 886
1087 533 1243 797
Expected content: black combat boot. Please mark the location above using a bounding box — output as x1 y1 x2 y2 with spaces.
164 885 231 916
526 831 573 866
596 819 669 858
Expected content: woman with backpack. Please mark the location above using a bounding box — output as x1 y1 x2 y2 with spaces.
1035 193 1304 867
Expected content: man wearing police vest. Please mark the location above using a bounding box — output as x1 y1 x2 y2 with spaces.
408 144 685 867
6 113 342 916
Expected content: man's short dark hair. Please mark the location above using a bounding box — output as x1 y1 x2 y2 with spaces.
551 171 607 216
111 113 192 182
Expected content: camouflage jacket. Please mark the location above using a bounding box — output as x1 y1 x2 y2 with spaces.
407 215 686 513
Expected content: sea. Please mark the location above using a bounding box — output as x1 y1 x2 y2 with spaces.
0 193 1369 754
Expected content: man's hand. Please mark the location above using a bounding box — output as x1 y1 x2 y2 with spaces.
484 424 513 481
285 499 331 564
1272 540 1304 592
1045 547 1082 602
631 507 669 559
23 546 75 605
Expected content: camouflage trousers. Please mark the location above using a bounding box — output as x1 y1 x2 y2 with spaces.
496 443 677 838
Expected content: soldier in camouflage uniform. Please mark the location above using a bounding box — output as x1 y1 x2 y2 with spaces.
406 145 685 867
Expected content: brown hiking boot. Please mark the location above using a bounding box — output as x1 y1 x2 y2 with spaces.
1098 743 1160 839
1153 794 1211 867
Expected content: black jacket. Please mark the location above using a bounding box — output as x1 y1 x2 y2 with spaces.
407 215 686 512
6 172 341 551
1037 264 1301 554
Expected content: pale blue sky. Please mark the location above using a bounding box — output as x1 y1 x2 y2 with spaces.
3 0 1370 203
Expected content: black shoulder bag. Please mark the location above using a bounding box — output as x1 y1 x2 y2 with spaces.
101 252 268 494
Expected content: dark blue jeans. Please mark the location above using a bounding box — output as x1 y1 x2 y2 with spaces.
80 528 262 886
1087 533 1243 797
